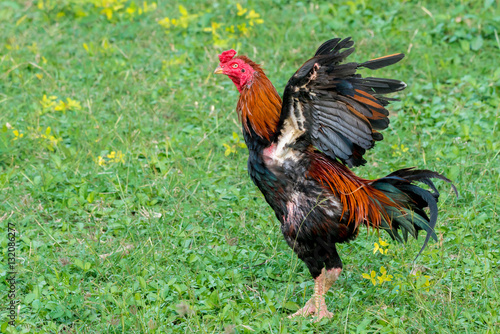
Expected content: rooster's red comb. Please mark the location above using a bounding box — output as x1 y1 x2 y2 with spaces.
218 49 237 63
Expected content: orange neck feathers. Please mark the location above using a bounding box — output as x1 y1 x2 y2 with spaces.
236 56 282 141
307 151 402 228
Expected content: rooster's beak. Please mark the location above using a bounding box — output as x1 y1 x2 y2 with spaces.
214 65 224 74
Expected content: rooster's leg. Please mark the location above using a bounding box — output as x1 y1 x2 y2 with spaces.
289 267 342 321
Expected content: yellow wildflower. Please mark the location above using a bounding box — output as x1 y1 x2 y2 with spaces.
363 266 393 286
107 150 125 163
236 4 247 16
377 266 393 284
159 5 196 30
178 5 197 28
114 150 125 163
67 98 82 110
412 271 432 292
246 10 264 26
13 130 24 140
143 2 157 13
392 144 409 157
35 127 61 150
204 22 221 34
362 270 377 286
101 38 111 50
47 135 62 148
126 6 136 15
54 100 66 112
42 126 51 138
54 98 82 113
223 144 237 156
41 95 57 109
97 156 106 166
422 275 431 291
246 9 260 19
373 238 389 254
158 17 171 29
178 5 188 16
175 17 186 28
101 8 113 20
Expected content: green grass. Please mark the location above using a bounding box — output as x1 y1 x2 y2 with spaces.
0 0 499 333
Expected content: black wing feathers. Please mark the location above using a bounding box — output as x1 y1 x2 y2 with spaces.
314 37 354 58
281 37 406 167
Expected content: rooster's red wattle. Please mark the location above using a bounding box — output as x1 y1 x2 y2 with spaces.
214 37 456 320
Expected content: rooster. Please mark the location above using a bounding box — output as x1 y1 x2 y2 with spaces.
214 37 456 320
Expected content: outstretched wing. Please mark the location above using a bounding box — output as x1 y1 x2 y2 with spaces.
279 37 406 167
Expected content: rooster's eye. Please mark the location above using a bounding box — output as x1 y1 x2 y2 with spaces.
233 64 238 68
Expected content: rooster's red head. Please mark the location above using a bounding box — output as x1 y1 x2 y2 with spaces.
214 49 258 92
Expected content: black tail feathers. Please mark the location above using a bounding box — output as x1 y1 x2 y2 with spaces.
371 168 457 259
360 53 405 70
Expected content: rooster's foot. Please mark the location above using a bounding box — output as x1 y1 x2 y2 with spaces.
288 295 333 321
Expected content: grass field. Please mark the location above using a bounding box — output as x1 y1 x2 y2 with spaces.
1 0 499 333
